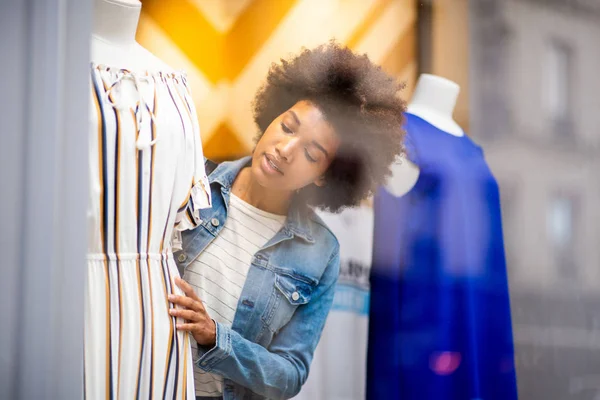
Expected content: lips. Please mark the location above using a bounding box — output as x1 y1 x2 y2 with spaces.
264 153 284 175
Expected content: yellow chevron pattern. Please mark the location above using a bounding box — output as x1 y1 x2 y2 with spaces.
138 0 417 160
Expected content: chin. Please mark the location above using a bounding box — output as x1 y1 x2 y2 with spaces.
250 162 273 187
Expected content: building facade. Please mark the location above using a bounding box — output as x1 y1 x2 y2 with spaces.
470 0 600 398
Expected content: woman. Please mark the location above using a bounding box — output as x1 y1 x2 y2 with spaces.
169 42 406 400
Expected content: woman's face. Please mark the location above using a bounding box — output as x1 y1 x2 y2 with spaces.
251 100 340 193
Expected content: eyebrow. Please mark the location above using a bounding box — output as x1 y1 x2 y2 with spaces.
287 110 330 158
311 140 329 158
288 110 301 126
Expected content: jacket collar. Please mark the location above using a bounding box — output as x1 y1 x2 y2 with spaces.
210 156 315 243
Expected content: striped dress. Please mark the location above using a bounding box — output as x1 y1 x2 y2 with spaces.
85 64 211 399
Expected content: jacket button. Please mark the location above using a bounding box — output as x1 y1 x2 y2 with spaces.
291 292 300 301
177 253 187 263
211 218 220 227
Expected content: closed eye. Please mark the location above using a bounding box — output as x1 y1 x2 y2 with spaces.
281 122 292 134
304 148 317 163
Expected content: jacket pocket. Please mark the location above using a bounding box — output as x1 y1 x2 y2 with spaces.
260 271 316 335
274 272 314 305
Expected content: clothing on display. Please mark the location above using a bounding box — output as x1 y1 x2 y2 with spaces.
85 64 211 399
367 113 517 399
293 206 374 400
184 193 286 397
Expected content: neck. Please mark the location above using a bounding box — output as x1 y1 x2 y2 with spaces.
93 0 141 47
406 73 463 136
407 74 459 118
232 168 292 216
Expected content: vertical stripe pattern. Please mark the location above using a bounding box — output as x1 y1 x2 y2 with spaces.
85 64 211 399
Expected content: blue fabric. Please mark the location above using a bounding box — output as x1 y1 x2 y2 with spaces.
367 114 518 400
175 157 340 400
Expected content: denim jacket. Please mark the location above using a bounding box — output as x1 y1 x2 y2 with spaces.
174 157 340 400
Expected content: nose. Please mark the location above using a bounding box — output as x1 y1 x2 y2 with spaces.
275 136 298 162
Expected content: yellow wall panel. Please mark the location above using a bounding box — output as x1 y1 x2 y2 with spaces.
138 0 417 160
203 123 249 161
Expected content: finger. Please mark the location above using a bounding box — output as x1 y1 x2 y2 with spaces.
175 323 197 331
174 277 197 299
169 294 206 314
168 294 197 310
169 308 201 322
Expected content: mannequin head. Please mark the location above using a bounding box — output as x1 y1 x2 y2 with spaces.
251 42 407 212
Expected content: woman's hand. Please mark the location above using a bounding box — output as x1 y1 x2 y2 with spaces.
169 277 217 347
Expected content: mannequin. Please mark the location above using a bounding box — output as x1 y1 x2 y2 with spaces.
385 74 463 197
367 73 517 399
91 0 172 72
85 0 211 397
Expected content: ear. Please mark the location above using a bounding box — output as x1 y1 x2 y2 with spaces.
313 175 326 187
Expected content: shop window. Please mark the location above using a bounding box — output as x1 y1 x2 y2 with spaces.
542 40 574 137
547 194 578 279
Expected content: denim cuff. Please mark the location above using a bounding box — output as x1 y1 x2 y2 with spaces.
195 321 231 372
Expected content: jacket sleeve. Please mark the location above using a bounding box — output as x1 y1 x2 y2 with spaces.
195 246 341 399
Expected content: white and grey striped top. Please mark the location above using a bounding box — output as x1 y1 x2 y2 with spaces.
183 193 286 397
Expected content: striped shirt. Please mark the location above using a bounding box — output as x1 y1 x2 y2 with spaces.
184 193 286 397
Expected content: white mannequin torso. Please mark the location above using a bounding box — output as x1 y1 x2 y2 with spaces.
385 74 463 197
91 0 173 73
86 4 205 398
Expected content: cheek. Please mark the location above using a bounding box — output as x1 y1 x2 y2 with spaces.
288 162 326 187
253 133 275 160
254 136 267 152
259 121 281 143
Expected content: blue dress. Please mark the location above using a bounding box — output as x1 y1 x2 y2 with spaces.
366 113 518 400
